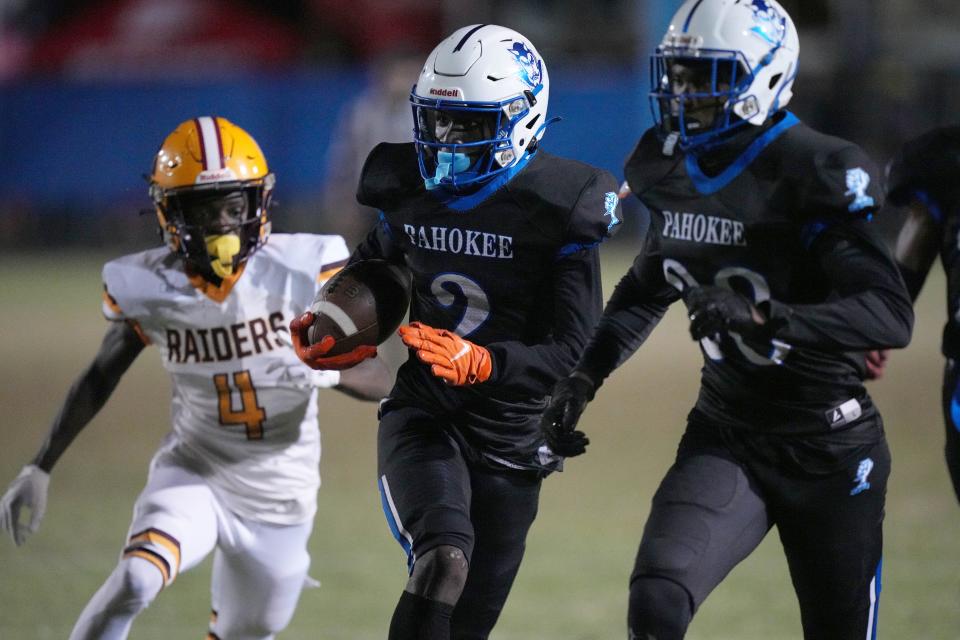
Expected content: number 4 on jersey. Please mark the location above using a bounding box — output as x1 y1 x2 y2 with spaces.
214 371 266 440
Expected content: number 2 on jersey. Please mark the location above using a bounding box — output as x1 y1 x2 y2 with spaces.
429 273 491 336
214 371 266 440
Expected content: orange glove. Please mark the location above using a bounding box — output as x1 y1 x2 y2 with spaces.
289 312 377 371
398 322 492 386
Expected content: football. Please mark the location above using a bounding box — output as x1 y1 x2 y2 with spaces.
306 259 413 355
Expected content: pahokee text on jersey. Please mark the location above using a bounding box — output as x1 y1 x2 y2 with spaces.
354 142 620 468
611 112 912 434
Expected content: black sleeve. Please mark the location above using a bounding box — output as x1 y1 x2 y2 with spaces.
575 222 681 388
481 168 620 396
33 320 144 472
886 126 960 208
348 214 406 266
763 219 914 351
798 142 885 220
561 169 623 249
898 262 928 303
484 245 603 396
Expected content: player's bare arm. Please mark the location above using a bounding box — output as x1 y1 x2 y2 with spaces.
31 319 145 472
0 319 144 545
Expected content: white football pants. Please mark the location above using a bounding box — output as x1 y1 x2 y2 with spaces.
69 458 314 640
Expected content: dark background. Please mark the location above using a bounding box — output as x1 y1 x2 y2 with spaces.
1 0 953 252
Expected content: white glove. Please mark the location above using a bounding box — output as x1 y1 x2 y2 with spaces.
0 465 50 546
308 369 341 389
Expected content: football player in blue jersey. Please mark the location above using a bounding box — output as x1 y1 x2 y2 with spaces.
884 127 960 504
540 1 913 638
291 24 621 640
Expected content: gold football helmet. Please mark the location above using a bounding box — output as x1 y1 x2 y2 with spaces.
149 117 275 282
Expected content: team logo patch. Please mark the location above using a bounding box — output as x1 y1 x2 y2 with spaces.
507 42 543 89
845 167 876 212
850 457 875 496
603 192 621 231
748 0 787 46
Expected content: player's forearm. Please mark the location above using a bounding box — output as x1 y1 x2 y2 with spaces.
485 336 587 396
31 363 124 472
576 298 670 387
572 264 673 387
896 261 929 303
762 222 915 351
762 288 913 351
484 252 603 394
32 322 143 473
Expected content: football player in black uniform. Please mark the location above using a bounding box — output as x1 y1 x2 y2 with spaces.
540 1 913 638
885 126 960 504
291 25 621 640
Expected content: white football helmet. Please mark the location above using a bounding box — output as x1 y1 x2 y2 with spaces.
411 24 550 191
650 0 799 149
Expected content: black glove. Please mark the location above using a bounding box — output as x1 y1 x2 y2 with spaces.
682 285 768 342
540 372 596 457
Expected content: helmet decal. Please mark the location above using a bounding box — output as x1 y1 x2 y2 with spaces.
507 42 543 89
194 116 225 171
748 1 786 46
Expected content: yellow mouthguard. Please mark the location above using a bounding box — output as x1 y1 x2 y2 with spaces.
205 234 241 278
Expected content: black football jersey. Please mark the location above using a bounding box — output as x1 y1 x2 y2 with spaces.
578 112 912 435
887 126 960 357
353 142 621 465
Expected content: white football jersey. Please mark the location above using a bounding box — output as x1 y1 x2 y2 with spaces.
102 234 349 525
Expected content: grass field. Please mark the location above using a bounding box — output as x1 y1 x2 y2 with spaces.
1 249 958 639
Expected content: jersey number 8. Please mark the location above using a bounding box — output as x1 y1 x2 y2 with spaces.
663 259 789 366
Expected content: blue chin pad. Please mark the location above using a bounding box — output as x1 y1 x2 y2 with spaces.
424 151 473 190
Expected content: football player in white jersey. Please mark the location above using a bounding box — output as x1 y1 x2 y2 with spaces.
0 116 391 640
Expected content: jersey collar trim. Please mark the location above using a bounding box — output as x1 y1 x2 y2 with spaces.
187 262 246 303
685 111 799 196
435 151 537 212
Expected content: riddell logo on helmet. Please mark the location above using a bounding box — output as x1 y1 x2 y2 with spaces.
429 88 461 97
196 168 238 183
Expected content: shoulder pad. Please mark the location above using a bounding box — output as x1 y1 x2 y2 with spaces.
357 143 422 211
264 234 350 284
507 153 622 246
101 248 172 321
624 128 676 196
887 126 960 205
567 168 623 245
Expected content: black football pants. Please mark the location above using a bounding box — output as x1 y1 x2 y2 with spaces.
629 418 888 640
941 360 960 504
377 405 542 639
